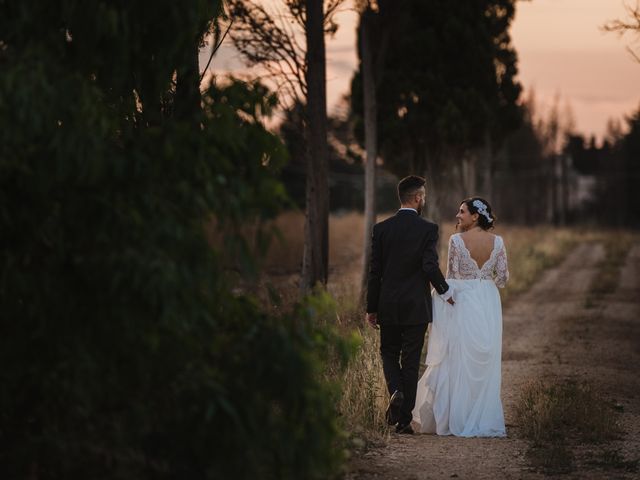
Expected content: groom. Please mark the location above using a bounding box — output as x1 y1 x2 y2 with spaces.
365 175 453 434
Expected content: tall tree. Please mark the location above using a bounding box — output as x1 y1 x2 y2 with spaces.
303 0 330 288
354 0 392 300
357 2 375 299
496 89 549 224
359 7 377 299
621 106 640 224
351 0 522 224
228 0 344 291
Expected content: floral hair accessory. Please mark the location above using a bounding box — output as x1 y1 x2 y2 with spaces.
472 199 493 223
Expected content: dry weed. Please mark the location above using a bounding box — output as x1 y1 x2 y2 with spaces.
589 230 638 300
515 378 620 445
338 326 388 437
515 377 623 474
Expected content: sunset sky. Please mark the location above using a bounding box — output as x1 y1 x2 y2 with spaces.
202 0 640 141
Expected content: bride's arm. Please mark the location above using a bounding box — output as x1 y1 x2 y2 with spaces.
447 235 457 279
494 238 509 288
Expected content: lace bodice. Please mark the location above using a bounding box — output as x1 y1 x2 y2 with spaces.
446 233 509 288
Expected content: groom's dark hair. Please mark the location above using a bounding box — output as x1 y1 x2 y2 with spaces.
398 175 426 204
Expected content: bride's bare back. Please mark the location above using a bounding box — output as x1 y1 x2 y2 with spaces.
459 230 497 269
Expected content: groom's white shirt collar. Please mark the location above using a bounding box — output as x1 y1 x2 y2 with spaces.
398 207 417 213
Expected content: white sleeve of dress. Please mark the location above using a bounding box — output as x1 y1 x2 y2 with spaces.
446 235 458 279
494 237 509 288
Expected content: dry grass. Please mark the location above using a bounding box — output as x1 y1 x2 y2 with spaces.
263 211 582 302
512 231 639 475
321 278 389 445
261 210 366 276
588 230 638 301
515 378 622 474
497 226 578 305
338 327 388 439
515 378 620 445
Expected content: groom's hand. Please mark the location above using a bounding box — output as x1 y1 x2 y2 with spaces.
441 286 455 306
365 313 379 329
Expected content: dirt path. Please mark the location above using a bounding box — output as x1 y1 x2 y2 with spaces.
347 241 640 479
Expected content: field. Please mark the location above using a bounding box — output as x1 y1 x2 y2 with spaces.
251 212 640 478
260 210 581 304
257 212 585 435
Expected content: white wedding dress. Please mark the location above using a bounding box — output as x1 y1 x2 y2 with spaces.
412 233 509 437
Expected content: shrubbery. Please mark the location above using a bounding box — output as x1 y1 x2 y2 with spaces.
0 2 349 478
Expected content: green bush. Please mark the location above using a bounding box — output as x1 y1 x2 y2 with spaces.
0 2 347 478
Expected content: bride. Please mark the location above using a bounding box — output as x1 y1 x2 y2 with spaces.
412 197 508 437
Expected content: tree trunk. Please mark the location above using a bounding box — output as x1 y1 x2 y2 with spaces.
547 157 557 224
560 154 570 225
301 0 329 292
175 40 202 125
479 130 493 199
552 154 563 225
425 150 443 226
359 8 377 303
461 154 475 198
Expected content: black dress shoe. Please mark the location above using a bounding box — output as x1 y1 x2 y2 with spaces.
395 423 414 434
385 390 404 425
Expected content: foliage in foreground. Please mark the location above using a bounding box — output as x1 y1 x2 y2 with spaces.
0 2 350 478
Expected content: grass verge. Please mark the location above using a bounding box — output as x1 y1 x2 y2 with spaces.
515 378 622 475
587 231 637 305
497 226 578 305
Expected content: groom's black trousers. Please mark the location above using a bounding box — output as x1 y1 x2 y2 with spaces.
379 323 428 426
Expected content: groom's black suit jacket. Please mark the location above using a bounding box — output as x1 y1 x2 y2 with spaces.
366 209 449 325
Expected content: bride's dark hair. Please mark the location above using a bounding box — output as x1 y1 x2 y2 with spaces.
462 197 496 231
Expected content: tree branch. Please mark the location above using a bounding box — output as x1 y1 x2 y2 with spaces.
227 0 345 109
200 20 233 84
